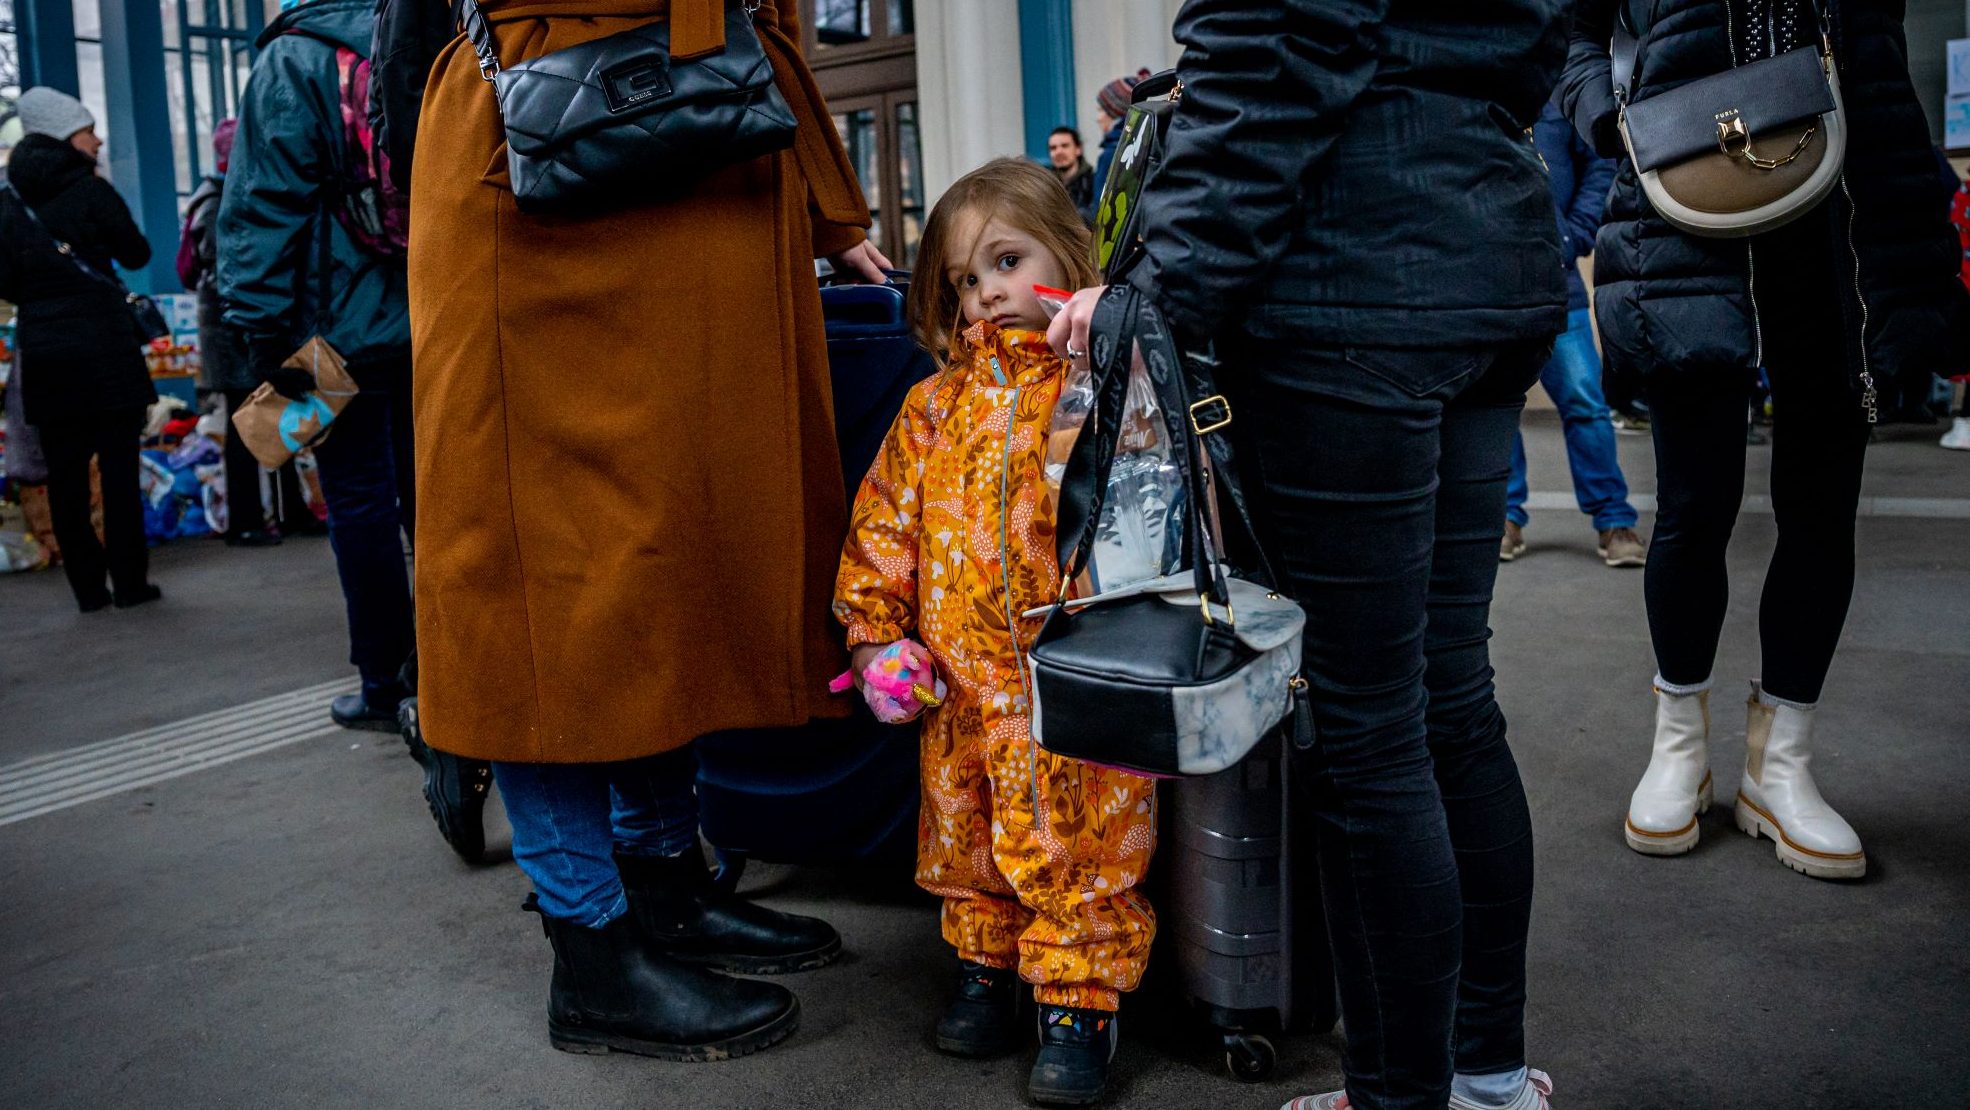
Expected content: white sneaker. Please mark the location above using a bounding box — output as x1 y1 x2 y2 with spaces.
1941 416 1970 451
1624 685 1713 856
1451 1069 1555 1110
1735 683 1866 880
1283 1071 1554 1110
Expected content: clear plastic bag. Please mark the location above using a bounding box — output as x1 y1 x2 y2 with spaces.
1039 294 1186 597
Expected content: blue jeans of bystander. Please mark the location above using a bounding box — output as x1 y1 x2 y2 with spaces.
311 356 416 702
1505 309 1638 532
492 746 702 926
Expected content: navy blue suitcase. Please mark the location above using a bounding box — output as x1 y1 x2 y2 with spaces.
694 274 931 888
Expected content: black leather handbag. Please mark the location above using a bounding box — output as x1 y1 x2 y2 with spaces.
5 186 170 344
1027 285 1309 779
1613 1 1845 238
458 0 798 213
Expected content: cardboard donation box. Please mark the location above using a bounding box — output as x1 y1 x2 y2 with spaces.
232 337 357 469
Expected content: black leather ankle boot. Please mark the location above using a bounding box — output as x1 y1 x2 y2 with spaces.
933 960 1023 1058
612 849 842 975
529 896 799 1062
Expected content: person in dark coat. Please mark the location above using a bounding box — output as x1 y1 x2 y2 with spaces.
1050 3 1568 1107
1501 96 1644 569
1560 0 1970 883
183 118 289 548
219 0 416 732
0 87 161 612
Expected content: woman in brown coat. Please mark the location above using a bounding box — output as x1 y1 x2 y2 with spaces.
400 0 889 1061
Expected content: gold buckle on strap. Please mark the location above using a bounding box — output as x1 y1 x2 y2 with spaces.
1189 395 1233 436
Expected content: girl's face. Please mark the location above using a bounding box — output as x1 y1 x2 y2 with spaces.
944 209 1070 334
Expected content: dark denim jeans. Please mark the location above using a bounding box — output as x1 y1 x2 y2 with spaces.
1220 333 1547 1110
311 357 416 701
493 746 703 925
1506 308 1638 532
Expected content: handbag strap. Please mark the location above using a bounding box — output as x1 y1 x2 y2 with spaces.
4 185 134 297
1057 284 1280 620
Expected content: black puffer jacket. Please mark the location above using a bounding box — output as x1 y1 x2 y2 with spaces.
0 134 156 424
1559 0 1970 406
1132 0 1570 348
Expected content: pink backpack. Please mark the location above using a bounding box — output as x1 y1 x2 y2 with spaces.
287 34 409 258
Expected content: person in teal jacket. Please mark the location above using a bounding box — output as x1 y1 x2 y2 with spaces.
217 0 415 733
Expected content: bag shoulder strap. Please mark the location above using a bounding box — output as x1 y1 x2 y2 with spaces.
3 184 128 292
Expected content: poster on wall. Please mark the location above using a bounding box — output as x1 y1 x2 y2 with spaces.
1948 39 1970 154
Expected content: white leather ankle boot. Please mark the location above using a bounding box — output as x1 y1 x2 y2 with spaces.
1624 684 1713 855
1734 683 1866 880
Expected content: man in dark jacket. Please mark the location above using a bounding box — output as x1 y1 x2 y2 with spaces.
219 0 415 731
0 87 162 612
1047 126 1096 225
1050 3 1567 1107
1501 97 1643 569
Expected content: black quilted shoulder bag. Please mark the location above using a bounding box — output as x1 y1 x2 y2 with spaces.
458 0 797 213
1027 285 1310 778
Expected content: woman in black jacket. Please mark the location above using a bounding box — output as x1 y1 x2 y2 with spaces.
1053 4 1569 1107
0 88 160 612
1560 1 1968 881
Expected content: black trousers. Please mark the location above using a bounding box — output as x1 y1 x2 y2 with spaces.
38 406 149 608
1642 207 1871 704
1220 334 1548 1109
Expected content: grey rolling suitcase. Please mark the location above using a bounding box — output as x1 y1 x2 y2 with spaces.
1164 730 1340 1081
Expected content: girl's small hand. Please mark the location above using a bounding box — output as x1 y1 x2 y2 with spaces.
827 239 895 285
1047 285 1108 364
840 639 946 724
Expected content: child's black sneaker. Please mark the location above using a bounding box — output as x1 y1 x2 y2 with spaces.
1028 1004 1118 1106
932 960 1022 1058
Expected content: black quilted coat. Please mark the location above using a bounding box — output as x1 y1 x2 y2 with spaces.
1558 0 1969 409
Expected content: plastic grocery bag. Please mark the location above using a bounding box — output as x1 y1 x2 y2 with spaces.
1038 286 1185 596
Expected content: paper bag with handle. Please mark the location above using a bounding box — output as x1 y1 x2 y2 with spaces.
232 336 358 469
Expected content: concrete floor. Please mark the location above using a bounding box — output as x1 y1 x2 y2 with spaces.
2 416 1966 1110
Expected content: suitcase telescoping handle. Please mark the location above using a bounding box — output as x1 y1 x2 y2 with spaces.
819 269 912 338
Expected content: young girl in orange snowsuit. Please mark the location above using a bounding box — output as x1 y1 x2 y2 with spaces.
833 159 1156 1106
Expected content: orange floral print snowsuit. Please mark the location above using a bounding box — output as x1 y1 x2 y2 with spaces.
835 323 1157 1011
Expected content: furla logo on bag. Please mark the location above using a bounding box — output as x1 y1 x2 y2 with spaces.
603 55 674 114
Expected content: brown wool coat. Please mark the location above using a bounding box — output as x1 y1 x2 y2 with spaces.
409 0 869 762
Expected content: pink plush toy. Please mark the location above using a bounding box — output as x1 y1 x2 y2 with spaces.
829 639 948 724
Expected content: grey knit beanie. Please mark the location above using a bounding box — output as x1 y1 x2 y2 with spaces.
17 87 97 141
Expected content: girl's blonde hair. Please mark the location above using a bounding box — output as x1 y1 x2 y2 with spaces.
907 157 1100 368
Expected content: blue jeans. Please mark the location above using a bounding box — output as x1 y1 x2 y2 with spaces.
311 357 416 701
1505 309 1637 532
493 747 702 926
1219 333 1547 1110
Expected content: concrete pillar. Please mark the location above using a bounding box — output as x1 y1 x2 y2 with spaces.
916 0 1028 201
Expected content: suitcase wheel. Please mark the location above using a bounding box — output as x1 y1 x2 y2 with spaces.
1223 1033 1276 1082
